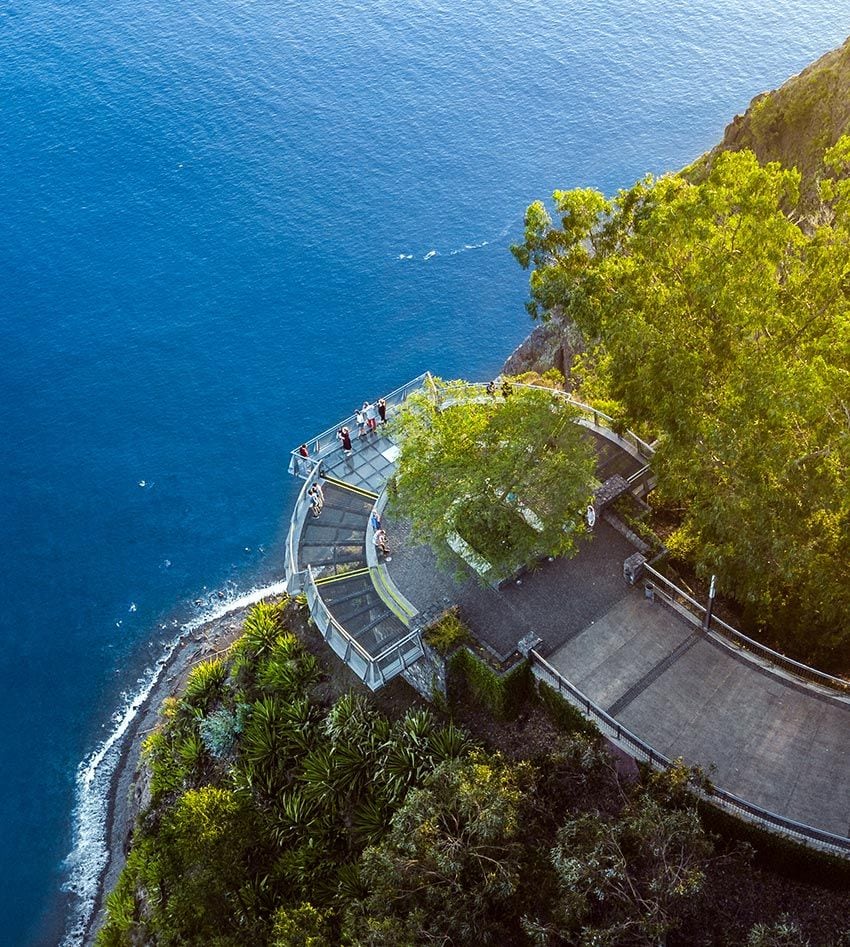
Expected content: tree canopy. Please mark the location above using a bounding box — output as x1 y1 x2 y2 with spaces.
389 378 598 579
513 143 850 657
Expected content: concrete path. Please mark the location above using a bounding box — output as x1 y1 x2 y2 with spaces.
546 591 850 837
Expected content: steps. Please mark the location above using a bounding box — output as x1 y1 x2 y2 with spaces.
298 477 412 664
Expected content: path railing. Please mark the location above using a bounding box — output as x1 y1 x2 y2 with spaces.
423 376 656 465
288 373 430 478
284 463 323 594
304 565 424 690
642 564 850 696
529 650 850 855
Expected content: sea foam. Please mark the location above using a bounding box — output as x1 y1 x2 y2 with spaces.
60 579 288 947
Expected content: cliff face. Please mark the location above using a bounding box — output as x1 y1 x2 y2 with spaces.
693 35 850 212
505 35 850 378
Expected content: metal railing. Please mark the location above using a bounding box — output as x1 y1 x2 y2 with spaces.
304 565 424 690
422 376 656 464
284 463 323 593
642 564 850 696
530 650 850 855
288 373 431 478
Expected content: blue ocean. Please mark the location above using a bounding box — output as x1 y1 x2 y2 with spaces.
1 1 847 942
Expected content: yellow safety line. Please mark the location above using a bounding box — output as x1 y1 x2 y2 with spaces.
371 565 416 625
314 566 370 586
322 475 379 500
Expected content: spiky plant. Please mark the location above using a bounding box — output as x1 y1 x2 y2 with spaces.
242 600 286 658
350 795 391 848
177 732 205 770
429 722 471 763
183 657 227 710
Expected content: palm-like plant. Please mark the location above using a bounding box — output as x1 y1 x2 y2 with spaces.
429 722 471 763
242 600 286 658
183 658 227 710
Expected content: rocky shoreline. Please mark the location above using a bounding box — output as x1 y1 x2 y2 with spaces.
82 600 270 946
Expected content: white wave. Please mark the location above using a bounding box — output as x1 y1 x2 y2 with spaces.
397 253 413 260
423 249 437 260
60 578 288 947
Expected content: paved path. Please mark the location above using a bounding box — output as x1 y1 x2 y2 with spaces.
386 515 636 660
289 384 850 841
546 591 850 837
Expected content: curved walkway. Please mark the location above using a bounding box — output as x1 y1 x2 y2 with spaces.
286 376 850 848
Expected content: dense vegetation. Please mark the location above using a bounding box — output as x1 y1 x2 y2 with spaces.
99 600 850 945
695 37 850 215
513 141 850 662
388 378 596 579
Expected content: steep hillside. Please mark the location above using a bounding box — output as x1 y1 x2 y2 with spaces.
694 35 850 212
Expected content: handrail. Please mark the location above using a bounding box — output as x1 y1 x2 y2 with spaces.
642 564 850 695
304 565 377 666
422 377 656 462
372 627 422 663
284 464 323 590
288 372 430 476
529 650 850 854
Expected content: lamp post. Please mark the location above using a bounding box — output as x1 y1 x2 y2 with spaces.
702 574 716 632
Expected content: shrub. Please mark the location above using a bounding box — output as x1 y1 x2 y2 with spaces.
537 681 600 738
242 599 287 657
183 657 226 710
449 648 532 720
199 705 247 759
423 608 472 655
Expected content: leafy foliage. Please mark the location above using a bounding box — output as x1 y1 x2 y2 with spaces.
423 607 472 655
343 753 532 946
449 647 533 720
513 145 850 658
390 377 597 578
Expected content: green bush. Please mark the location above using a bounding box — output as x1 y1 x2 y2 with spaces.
448 648 532 720
423 608 471 655
183 657 227 710
536 680 600 739
199 705 247 759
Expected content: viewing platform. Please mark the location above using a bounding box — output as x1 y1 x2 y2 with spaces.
284 373 654 689
284 373 850 854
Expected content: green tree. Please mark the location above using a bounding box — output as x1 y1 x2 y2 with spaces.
513 146 850 656
539 767 714 946
343 752 533 945
390 377 597 579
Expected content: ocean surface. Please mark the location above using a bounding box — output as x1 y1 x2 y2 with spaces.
1 1 848 943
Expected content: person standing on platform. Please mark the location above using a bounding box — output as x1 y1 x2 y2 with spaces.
370 508 382 532
373 528 391 560
308 483 323 517
365 400 378 432
297 443 310 476
337 426 352 456
377 398 387 425
356 407 367 438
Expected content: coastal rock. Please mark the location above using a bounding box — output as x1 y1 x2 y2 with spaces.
502 316 585 381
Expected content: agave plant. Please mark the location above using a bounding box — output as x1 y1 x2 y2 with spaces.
177 732 205 770
350 795 391 848
323 692 377 749
242 600 286 658
399 708 436 748
429 722 471 763
298 746 337 807
239 697 293 796
270 789 322 847
336 860 368 901
183 657 227 710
